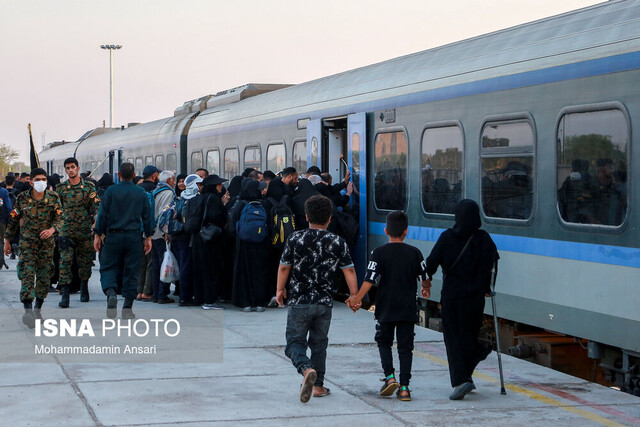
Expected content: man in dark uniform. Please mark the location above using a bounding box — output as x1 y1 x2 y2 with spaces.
56 157 101 307
94 163 152 318
4 168 63 328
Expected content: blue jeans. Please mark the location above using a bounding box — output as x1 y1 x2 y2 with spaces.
284 304 332 387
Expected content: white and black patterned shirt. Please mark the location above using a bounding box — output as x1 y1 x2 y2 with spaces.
280 228 353 306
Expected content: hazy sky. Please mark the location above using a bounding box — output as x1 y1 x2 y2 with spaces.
1 0 602 164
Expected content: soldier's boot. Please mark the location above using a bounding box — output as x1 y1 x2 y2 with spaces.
34 298 44 321
106 288 118 319
22 301 35 329
122 298 135 319
58 286 70 308
80 280 90 302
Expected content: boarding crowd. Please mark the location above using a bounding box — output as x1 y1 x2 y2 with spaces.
2 159 500 404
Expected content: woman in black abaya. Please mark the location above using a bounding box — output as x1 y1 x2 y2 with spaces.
231 179 271 311
424 199 499 400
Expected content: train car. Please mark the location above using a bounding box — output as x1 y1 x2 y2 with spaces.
39 1 640 392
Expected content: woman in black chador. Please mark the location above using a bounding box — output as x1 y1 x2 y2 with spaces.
424 199 499 400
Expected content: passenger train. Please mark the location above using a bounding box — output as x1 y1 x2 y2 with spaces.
39 1 640 392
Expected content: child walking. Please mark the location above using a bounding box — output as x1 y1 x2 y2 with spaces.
276 195 359 403
347 211 429 401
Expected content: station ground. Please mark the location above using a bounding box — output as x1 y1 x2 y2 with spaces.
0 257 639 427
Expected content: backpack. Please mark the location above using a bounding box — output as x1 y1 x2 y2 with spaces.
147 186 171 232
181 197 201 234
158 197 185 236
236 201 268 242
268 196 295 248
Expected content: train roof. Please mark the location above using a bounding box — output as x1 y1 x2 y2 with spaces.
189 0 640 134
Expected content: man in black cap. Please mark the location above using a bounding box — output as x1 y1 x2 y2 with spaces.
94 162 152 318
140 165 160 193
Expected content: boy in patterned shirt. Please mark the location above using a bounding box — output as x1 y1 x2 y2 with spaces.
347 211 430 401
276 195 359 403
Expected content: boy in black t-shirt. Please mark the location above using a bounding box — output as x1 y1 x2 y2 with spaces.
277 195 359 403
347 211 429 401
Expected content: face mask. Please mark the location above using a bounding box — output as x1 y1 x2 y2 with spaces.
33 181 48 193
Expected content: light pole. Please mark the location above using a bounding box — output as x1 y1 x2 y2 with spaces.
100 44 122 128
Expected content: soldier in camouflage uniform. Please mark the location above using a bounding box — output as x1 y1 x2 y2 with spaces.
3 168 63 328
56 158 101 307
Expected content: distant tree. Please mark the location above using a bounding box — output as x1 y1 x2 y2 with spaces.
0 144 19 177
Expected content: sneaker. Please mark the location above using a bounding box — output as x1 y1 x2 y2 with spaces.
106 290 118 319
202 303 224 310
397 385 411 401
449 382 474 400
267 296 278 308
379 373 400 396
256 306 265 312
243 306 252 312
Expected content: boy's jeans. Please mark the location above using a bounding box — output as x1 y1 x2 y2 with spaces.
375 321 415 386
285 304 332 387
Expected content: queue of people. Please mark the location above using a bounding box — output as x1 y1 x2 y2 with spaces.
2 159 499 404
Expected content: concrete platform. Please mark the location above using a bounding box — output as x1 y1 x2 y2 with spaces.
0 257 639 426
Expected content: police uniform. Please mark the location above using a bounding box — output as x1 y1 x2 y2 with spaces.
5 189 63 303
56 178 101 305
94 180 151 303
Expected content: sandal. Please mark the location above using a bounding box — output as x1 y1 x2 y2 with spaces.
313 387 330 397
300 368 317 403
380 373 400 396
397 385 411 401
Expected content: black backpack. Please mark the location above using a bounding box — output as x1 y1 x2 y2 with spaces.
226 197 243 236
267 196 295 248
181 197 202 234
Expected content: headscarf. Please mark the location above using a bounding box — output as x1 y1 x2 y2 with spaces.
48 174 61 190
97 173 114 189
175 173 187 197
201 175 223 195
239 179 263 201
227 175 243 199
265 177 286 202
452 199 482 238
181 174 202 200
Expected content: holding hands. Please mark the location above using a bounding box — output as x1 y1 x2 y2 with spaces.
345 295 362 312
421 279 432 299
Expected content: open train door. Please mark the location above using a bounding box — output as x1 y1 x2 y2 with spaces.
348 112 367 283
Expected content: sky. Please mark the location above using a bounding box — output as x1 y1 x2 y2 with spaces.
1 0 603 164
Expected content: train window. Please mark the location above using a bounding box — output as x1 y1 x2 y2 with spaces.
224 148 239 179
293 140 307 173
126 158 133 165
374 130 408 211
480 120 534 220
266 143 286 173
135 157 143 174
557 109 628 226
155 155 164 171
244 146 261 171
166 154 177 172
206 150 220 175
145 156 153 167
421 125 464 214
191 151 203 172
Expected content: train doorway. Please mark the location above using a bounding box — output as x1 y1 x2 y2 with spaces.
306 114 368 282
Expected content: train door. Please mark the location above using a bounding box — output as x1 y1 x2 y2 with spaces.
347 112 367 283
108 149 122 183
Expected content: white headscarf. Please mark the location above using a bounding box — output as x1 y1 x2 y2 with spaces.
181 174 202 200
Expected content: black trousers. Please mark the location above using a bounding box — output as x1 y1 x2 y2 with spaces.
99 232 143 301
441 293 487 387
375 321 415 386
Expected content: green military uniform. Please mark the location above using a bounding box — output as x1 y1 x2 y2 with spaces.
56 178 100 285
6 189 63 302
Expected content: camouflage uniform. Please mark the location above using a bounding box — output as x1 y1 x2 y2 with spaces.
56 179 100 284
5 189 63 302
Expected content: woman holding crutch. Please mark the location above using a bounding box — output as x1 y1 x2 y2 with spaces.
423 199 500 400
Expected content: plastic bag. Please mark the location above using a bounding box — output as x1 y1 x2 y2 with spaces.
160 242 179 283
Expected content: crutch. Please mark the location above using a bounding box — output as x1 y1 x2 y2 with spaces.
490 260 506 395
